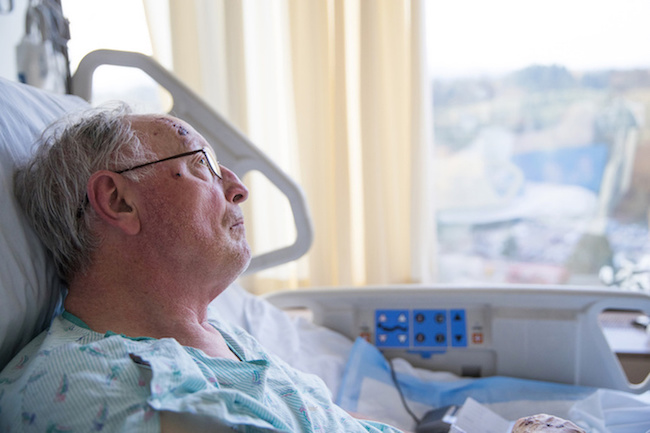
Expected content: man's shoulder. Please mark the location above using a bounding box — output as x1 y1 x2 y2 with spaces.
0 315 147 390
0 316 160 432
2 316 124 371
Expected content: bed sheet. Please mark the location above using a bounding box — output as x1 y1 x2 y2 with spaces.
337 338 650 433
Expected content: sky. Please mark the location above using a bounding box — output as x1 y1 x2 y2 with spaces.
426 0 650 78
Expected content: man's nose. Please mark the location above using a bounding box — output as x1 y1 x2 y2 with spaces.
219 166 249 204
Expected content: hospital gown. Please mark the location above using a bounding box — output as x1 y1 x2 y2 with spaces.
0 312 401 433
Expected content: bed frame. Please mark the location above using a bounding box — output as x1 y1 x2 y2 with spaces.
265 284 650 394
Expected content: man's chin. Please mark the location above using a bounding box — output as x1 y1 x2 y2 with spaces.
240 255 252 274
238 244 253 273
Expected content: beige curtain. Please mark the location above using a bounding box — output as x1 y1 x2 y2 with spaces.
144 0 437 294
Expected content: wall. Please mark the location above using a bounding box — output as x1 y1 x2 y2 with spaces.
0 0 28 81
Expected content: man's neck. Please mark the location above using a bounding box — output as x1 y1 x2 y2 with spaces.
64 272 237 360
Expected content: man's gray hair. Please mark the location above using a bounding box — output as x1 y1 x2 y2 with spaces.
14 103 155 282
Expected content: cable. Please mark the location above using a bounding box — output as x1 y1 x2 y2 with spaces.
387 357 421 426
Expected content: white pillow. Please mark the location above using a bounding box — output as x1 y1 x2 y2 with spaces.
0 77 89 370
209 284 354 397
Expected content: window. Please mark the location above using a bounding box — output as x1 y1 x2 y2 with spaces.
428 0 650 288
62 0 171 112
59 1 649 289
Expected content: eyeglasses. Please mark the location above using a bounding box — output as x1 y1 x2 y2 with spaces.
77 147 221 219
115 147 222 179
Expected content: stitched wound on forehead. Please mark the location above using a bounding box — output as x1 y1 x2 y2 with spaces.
157 116 189 136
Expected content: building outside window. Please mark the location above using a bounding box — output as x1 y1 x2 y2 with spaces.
429 0 650 289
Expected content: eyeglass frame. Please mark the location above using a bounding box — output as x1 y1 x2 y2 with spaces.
115 147 222 179
77 147 222 219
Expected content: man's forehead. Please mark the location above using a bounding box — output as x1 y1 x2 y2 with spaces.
130 114 200 150
130 114 193 135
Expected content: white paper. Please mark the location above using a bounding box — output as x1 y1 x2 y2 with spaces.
452 398 513 433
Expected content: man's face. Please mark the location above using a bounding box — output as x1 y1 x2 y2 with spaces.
129 115 251 287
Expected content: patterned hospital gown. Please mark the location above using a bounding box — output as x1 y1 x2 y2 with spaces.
0 312 402 432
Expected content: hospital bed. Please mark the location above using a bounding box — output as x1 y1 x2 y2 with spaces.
1 50 649 433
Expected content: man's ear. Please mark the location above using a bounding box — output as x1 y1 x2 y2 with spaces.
86 171 141 235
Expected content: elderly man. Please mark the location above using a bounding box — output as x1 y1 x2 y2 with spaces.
0 105 402 433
